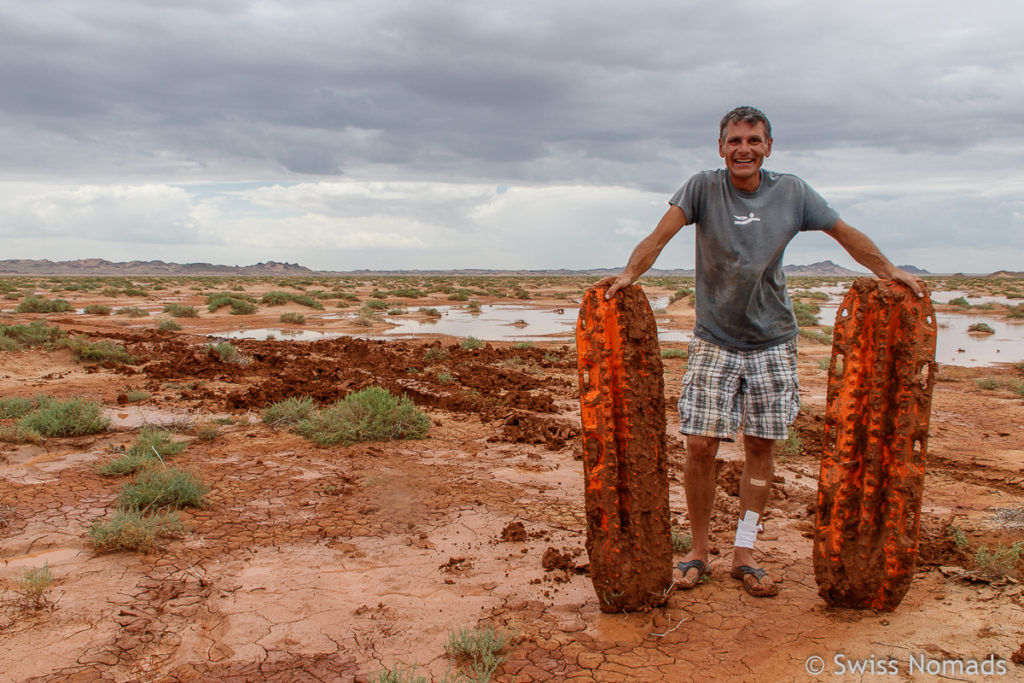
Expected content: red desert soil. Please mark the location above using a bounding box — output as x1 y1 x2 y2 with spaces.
1 280 1023 682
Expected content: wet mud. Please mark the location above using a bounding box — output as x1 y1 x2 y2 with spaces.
814 279 938 611
576 285 672 612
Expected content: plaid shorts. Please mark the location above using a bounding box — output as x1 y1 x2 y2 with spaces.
677 337 799 441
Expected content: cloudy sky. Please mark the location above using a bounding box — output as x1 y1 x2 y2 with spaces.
1 0 1021 273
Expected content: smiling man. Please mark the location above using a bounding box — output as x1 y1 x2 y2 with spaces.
599 106 924 598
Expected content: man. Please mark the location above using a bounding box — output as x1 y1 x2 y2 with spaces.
599 106 924 597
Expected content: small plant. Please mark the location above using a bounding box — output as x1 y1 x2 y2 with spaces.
89 509 184 553
295 387 430 446
163 303 199 317
207 342 250 365
467 300 482 312
671 529 692 553
948 297 971 308
513 341 535 349
417 307 442 317
514 288 531 300
661 348 687 359
64 336 135 364
117 466 209 510
424 346 449 361
386 308 407 316
0 320 66 349
950 526 969 550
364 299 389 310
97 428 187 475
370 662 431 683
261 396 316 428
0 396 36 419
975 377 1000 390
16 397 109 437
279 312 306 324
194 422 220 442
670 287 694 304
461 336 485 350
261 291 324 309
84 304 111 315
115 306 149 317
121 389 150 403
157 318 182 331
16 563 54 610
207 293 258 314
16 295 72 313
799 328 833 345
436 371 453 384
967 322 995 334
447 291 469 301
444 624 517 682
792 300 821 327
974 542 1023 580
780 429 802 457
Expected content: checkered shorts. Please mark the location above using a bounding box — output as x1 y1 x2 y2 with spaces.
677 337 799 441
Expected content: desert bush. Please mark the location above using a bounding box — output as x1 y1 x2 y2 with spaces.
121 389 150 403
118 466 208 510
261 396 316 427
0 423 44 444
370 663 431 683
0 321 65 349
514 288 531 300
207 342 249 365
417 307 442 317
671 529 692 553
661 348 687 359
799 328 833 345
669 287 694 304
967 322 995 334
194 422 220 442
64 335 135 364
461 336 485 350
447 291 469 302
386 308 407 316
364 299 388 310
163 303 199 318
436 371 453 384
387 288 424 299
16 295 71 313
948 297 971 308
0 396 37 419
975 377 1000 391
97 428 187 476
423 346 449 361
115 306 149 317
261 291 324 309
279 312 306 324
792 301 821 327
444 624 517 682
467 300 482 312
84 304 111 315
295 387 429 446
17 397 109 437
207 293 258 314
89 509 183 553
122 286 148 297
101 286 121 297
353 309 376 327
974 542 1023 580
16 563 54 610
157 318 182 331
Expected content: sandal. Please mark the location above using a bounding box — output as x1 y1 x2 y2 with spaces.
730 565 778 597
674 559 711 590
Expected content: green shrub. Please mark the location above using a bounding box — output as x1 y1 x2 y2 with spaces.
669 287 694 304
157 318 182 331
261 396 316 427
261 291 323 309
89 509 183 553
792 300 820 327
948 297 971 308
467 300 482 312
279 312 306 324
16 563 54 610
974 542 1023 580
364 299 389 310
444 624 516 682
423 346 449 361
64 336 135 364
0 423 44 443
370 662 430 683
97 428 187 476
967 322 995 334
16 295 71 313
417 307 441 317
207 342 249 365
671 529 692 553
163 303 199 318
386 308 407 316
0 396 40 419
514 288 531 300
17 397 109 437
447 291 469 302
0 321 65 348
799 328 833 345
661 348 687 359
461 336 485 350
207 293 258 314
975 377 1000 391
84 304 111 315
295 387 429 446
115 306 149 317
118 466 208 510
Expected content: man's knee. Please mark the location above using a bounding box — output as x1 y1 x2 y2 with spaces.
686 435 720 464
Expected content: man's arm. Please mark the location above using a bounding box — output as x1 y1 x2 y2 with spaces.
825 218 925 298
598 205 688 299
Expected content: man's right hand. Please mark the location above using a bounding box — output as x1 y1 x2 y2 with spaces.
595 274 633 300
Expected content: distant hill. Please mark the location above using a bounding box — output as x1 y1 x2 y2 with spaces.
0 258 912 278
987 270 1024 278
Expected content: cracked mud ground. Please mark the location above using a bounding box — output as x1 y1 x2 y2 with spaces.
1 284 1023 682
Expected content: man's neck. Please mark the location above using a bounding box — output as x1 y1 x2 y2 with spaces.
729 170 762 193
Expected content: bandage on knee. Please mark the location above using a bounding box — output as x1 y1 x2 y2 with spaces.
748 477 767 487
734 510 762 549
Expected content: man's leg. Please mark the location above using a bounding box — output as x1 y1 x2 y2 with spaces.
732 433 777 594
675 434 720 587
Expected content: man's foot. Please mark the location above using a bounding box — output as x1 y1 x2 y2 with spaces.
730 564 778 597
674 556 711 590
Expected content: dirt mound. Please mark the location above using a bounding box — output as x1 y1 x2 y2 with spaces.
500 521 527 542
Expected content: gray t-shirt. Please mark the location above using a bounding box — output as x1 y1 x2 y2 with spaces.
669 169 839 351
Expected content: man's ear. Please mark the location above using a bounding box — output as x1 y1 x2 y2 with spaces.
764 138 773 158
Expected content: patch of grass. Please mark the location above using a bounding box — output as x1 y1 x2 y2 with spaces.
207 342 250 365
163 303 199 318
0 321 66 350
0 423 44 443
157 318 182 331
117 466 208 510
386 308 407 316
207 293 259 314
16 397 109 437
447 291 469 301
194 422 220 442
0 396 36 419
967 322 995 334
424 346 449 361
261 291 324 309
370 662 433 683
799 328 833 345
467 300 482 312
64 335 135 364
670 287 694 304
16 295 72 313
514 341 535 349
295 386 430 446
84 304 111 315
89 509 184 553
115 306 149 317
950 526 969 550
444 624 517 682
948 297 971 308
364 299 389 310
436 371 453 384
418 307 442 317
671 529 692 553
279 312 306 324
780 429 802 457
975 377 1000 390
16 563 54 610
792 300 820 327
461 336 485 350
661 348 687 359
514 288 531 300
974 542 1023 580
97 428 187 476
121 389 150 403
261 396 316 428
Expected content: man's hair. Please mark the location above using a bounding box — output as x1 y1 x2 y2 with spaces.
719 106 772 142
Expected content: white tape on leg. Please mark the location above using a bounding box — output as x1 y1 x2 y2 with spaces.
734 510 761 549
748 478 767 487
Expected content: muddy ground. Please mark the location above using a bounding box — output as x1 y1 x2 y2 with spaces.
1 278 1023 682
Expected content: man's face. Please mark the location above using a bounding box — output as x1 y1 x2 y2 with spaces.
719 120 772 189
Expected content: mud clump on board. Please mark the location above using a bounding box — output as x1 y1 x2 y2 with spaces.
576 284 672 612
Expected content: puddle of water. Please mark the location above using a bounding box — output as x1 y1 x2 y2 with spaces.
2 548 82 569
930 291 1024 306
817 304 1024 367
381 304 577 341
212 328 345 342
